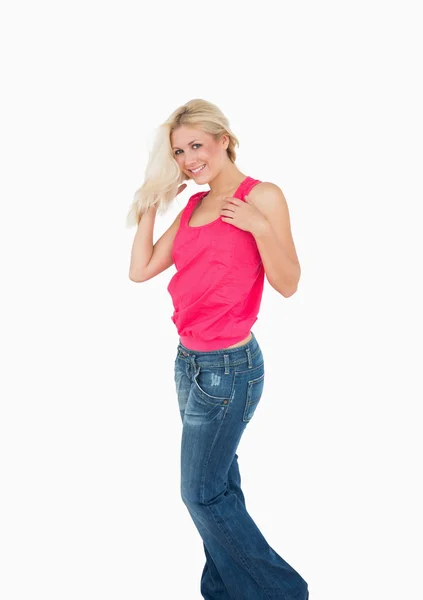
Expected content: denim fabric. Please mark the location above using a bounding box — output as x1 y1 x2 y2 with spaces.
174 331 309 600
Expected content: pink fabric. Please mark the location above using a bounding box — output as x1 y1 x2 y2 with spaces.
167 175 265 351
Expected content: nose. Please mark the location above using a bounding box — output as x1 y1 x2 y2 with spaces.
183 149 199 168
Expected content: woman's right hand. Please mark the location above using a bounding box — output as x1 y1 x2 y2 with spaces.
176 182 188 196
147 182 187 215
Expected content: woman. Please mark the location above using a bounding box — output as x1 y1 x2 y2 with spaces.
128 99 308 599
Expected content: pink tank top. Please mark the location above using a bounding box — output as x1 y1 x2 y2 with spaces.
167 175 264 351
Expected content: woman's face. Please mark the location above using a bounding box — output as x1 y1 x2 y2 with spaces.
171 125 229 182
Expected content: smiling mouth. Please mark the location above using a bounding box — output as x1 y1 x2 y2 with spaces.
190 164 206 174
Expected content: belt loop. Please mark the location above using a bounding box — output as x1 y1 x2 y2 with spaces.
245 346 252 368
224 354 229 374
190 354 198 376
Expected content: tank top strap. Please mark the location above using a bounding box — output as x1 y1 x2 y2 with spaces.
236 176 262 201
180 191 207 226
180 177 261 225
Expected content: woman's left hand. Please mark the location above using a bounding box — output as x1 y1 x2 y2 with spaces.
220 194 267 235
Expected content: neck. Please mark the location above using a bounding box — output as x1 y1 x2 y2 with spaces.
206 164 247 197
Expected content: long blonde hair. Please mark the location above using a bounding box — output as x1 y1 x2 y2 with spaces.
125 99 240 228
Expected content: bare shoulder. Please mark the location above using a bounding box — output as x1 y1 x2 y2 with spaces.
247 181 287 210
247 181 292 226
247 181 300 268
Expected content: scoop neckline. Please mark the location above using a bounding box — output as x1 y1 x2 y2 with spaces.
187 176 250 229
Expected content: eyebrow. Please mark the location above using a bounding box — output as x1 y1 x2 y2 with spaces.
171 139 200 150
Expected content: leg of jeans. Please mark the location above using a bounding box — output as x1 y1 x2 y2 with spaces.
179 395 248 598
200 453 247 599
176 366 233 599
180 373 308 600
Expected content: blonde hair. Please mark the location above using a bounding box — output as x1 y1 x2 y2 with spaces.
125 98 240 228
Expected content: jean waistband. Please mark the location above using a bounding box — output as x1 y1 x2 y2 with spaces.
176 331 261 369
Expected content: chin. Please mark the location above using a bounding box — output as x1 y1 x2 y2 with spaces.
197 172 213 183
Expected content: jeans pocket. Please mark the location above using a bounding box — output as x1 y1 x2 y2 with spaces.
193 364 235 406
243 369 265 422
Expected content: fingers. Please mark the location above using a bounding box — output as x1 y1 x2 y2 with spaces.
177 183 187 195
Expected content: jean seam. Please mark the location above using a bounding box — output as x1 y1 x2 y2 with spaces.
198 384 272 599
177 346 262 368
205 501 273 599
199 408 228 506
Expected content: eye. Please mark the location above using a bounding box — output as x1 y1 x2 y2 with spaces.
174 143 202 156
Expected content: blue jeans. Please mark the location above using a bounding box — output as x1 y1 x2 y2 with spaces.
174 331 309 600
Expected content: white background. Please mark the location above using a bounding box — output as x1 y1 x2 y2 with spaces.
1 1 422 599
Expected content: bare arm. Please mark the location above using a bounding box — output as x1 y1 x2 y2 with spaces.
128 206 184 282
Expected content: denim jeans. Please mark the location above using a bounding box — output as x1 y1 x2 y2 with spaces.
174 331 309 600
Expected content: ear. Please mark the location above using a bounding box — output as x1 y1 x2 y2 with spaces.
221 134 229 150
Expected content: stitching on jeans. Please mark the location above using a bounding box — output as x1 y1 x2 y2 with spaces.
199 403 229 505
204 502 272 598
177 345 261 367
